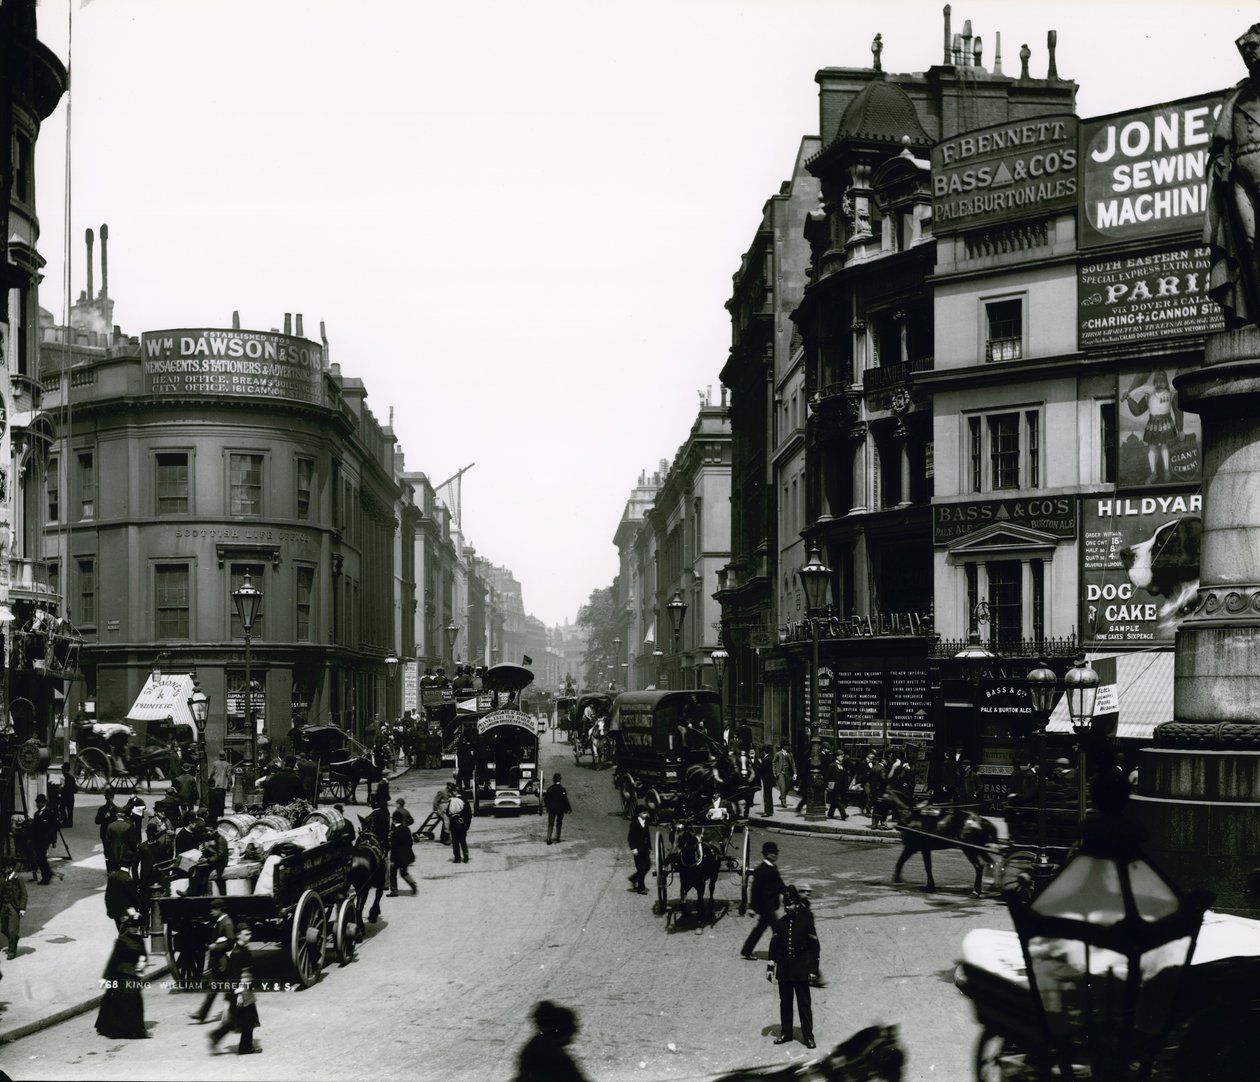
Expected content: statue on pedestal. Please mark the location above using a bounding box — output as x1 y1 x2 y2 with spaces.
1206 24 1260 327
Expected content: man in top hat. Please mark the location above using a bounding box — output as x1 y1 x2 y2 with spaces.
741 840 786 960
30 793 60 885
626 805 651 894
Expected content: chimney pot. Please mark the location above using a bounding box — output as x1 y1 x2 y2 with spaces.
99 223 109 299
284 313 292 336
295 313 304 337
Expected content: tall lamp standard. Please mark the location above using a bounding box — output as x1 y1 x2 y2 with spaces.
232 571 263 777
187 680 210 811
384 652 399 723
797 546 832 819
711 645 728 741
445 622 459 668
1026 659 1058 851
1064 652 1100 824
666 591 687 688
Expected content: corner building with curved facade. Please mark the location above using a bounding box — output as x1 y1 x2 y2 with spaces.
38 316 403 758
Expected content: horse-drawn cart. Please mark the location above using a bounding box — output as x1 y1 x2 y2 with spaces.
289 725 381 804
69 719 190 793
651 814 753 925
157 836 358 990
571 693 613 768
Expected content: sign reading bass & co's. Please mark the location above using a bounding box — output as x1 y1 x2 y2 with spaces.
932 115 1077 233
932 496 1077 545
141 328 324 404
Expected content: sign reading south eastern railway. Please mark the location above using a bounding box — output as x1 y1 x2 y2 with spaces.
141 328 324 404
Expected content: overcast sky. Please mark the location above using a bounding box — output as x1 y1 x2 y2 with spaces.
30 0 1251 627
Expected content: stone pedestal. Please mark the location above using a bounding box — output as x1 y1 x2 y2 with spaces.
1131 328 1260 913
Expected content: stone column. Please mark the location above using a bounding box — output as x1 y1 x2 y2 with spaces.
848 422 868 516
1131 327 1260 913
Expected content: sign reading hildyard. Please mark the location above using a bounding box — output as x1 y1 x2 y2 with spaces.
1079 92 1225 249
141 328 324 404
931 116 1078 233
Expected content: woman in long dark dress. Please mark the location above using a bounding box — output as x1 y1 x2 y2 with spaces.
95 908 150 1039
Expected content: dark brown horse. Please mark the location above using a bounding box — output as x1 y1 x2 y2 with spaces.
349 827 387 931
672 826 721 927
874 790 998 896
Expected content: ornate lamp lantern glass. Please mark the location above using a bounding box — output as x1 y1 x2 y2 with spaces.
445 622 459 650
666 592 687 638
710 646 728 685
232 571 263 632
1027 661 1058 717
1008 810 1209 1079
797 547 832 612
1064 654 1100 734
384 653 399 678
187 685 210 734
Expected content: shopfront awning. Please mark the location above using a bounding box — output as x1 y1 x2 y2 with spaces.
1046 651 1175 740
126 671 197 730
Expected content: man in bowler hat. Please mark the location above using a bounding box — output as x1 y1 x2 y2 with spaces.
741 840 785 958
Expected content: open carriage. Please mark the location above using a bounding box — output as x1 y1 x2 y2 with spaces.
69 717 193 793
158 833 358 990
571 692 613 767
288 725 382 804
650 815 754 924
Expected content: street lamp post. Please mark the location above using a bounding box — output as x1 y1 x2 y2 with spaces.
711 645 728 741
187 679 210 811
797 546 832 820
1064 653 1100 824
232 571 263 777
652 648 664 688
1026 659 1058 851
666 592 687 688
445 622 459 667
384 651 399 725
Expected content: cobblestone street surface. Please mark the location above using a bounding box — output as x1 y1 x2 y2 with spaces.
3 741 1016 1081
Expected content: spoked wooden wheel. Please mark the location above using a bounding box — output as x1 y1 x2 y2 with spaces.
995 849 1040 903
652 831 669 916
163 921 206 985
332 897 357 965
110 761 139 793
289 889 327 987
72 747 109 793
738 828 752 915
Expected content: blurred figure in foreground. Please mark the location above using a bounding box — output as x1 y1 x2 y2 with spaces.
516 1000 589 1082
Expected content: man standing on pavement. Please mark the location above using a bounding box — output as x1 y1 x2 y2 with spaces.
543 772 572 845
95 787 121 846
768 883 820 1049
207 752 232 824
31 793 60 885
741 840 785 959
448 787 471 864
1 860 27 960
189 898 234 1020
627 806 651 894
58 762 78 826
174 763 200 815
826 750 853 820
773 743 796 810
757 746 776 818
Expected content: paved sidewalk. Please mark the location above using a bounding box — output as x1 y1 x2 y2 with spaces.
0 761 412 1045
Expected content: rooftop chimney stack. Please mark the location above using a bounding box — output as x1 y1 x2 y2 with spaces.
1047 29 1058 79
283 313 291 336
232 310 241 330
962 20 972 65
952 33 962 65
295 313 304 337
99 223 109 299
85 228 94 306
994 31 1002 75
943 5 951 65
320 320 330 366
1020 43 1031 80
973 35 983 69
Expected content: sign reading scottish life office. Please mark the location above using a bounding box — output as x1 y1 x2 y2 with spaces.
932 496 1077 545
1080 492 1202 646
1078 92 1224 250
141 328 324 403
1078 247 1224 348
931 115 1077 233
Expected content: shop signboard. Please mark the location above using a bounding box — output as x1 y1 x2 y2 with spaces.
403 661 419 713
932 115 1078 234
1116 364 1202 487
1078 92 1224 250
1080 492 1202 646
827 666 933 740
933 496 1077 545
141 327 324 404
1078 247 1224 349
977 678 1034 721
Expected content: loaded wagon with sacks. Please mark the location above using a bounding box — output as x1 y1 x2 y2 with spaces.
156 805 359 989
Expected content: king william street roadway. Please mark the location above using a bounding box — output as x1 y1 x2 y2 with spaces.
7 741 1010 1081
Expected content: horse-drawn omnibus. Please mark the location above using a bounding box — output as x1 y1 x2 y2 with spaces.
608 689 726 821
470 663 543 815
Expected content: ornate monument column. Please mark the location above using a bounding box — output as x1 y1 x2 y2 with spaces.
1130 23 1260 913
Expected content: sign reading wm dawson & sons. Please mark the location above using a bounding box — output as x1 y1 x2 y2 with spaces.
1079 92 1224 250
1078 248 1224 348
141 329 324 404
932 115 1078 233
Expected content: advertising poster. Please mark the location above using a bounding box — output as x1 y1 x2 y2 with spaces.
1078 247 1224 349
933 495 1077 545
141 328 324 403
1116 365 1202 487
931 115 1078 234
1081 492 1202 646
1079 92 1224 250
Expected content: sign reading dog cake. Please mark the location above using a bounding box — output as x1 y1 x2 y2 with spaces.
1080 493 1202 646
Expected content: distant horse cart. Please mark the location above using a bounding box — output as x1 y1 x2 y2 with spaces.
288 725 382 804
69 717 193 793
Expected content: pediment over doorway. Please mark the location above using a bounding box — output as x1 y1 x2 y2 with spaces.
946 520 1060 562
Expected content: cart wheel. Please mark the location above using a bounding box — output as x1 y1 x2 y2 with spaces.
289 889 328 988
644 789 662 825
332 897 357 966
996 849 1039 903
328 777 352 803
73 748 109 793
111 762 138 793
652 831 669 916
163 921 206 986
620 782 636 820
738 828 752 915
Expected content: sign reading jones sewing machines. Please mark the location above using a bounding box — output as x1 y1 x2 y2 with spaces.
141 328 324 403
931 115 1078 233
1078 92 1224 250
1078 247 1224 348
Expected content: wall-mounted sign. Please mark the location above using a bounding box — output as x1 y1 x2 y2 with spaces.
141 328 324 404
1079 247 1224 348
932 115 1078 234
933 496 1077 545
1116 365 1202 487
1080 492 1201 646
1079 92 1224 249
